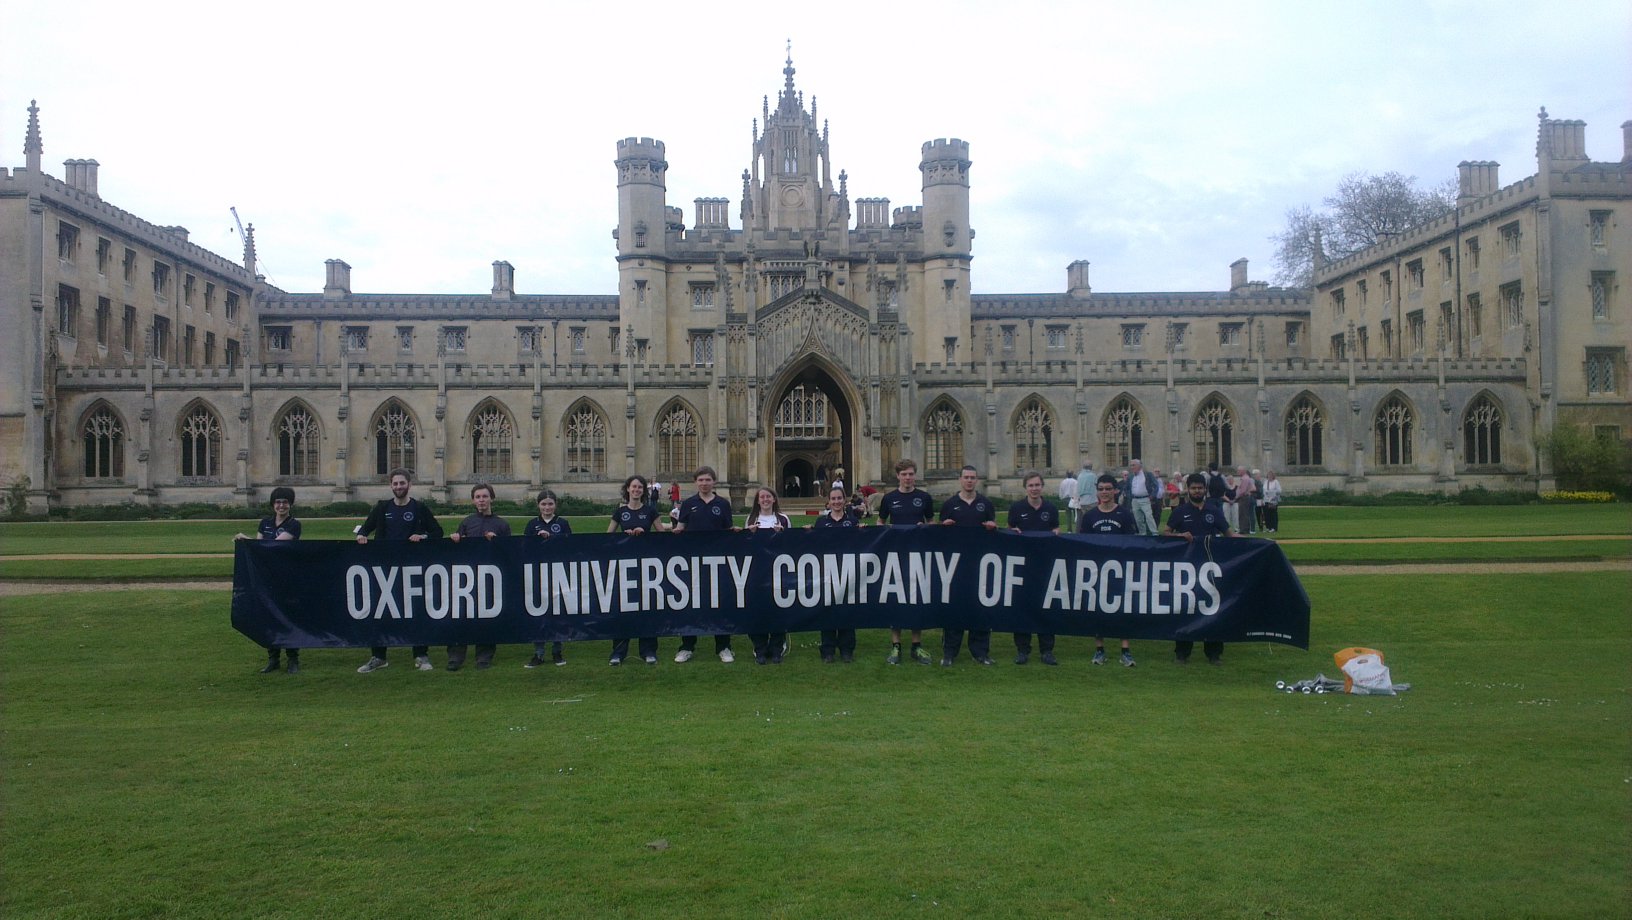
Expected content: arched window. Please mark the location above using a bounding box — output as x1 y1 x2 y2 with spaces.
657 403 700 481
1284 394 1325 467
1374 394 1414 466
1463 395 1502 466
373 400 417 476
179 403 223 479
83 405 124 478
470 401 514 479
1192 395 1235 470
1102 396 1144 470
276 404 320 478
1013 397 1055 472
922 399 965 472
564 403 608 479
774 384 829 438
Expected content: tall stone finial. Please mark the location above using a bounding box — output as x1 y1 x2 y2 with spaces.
783 40 796 94
25 99 43 172
838 169 847 199
243 223 258 275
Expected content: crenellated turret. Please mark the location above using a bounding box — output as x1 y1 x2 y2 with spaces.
916 137 973 363
615 137 671 362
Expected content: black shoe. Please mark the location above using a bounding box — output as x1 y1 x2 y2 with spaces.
770 655 783 664
1040 653 1059 666
475 659 492 670
1014 652 1030 665
755 653 768 665
939 657 954 667
258 657 281 674
839 652 854 663
1207 657 1223 666
285 654 300 675
821 653 835 664
975 656 996 666
447 659 464 672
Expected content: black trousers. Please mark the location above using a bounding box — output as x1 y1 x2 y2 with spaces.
1174 640 1224 662
943 629 991 659
819 629 857 656
371 645 429 658
749 634 788 659
1012 632 1056 654
611 637 658 660
446 644 495 665
678 634 733 653
1263 504 1280 530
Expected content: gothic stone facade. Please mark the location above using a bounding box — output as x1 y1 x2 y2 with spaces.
3 73 1627 512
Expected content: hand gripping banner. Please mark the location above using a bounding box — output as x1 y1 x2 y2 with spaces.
232 528 1310 649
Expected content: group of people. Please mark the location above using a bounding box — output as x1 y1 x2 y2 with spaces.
238 456 1254 674
1059 458 1282 536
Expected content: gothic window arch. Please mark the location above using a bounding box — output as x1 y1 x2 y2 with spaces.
274 401 321 479
469 399 515 479
1012 396 1056 472
1101 396 1144 470
563 401 609 480
1374 393 1415 466
774 384 830 438
178 401 223 480
656 400 701 482
1463 393 1503 467
82 402 125 479
1192 394 1236 470
1283 393 1326 468
371 399 418 477
921 397 966 473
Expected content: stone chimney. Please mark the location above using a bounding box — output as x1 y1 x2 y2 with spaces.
1457 160 1500 203
1066 260 1091 298
1538 111 1589 169
491 260 515 300
63 158 100 196
323 259 351 298
1230 258 1249 293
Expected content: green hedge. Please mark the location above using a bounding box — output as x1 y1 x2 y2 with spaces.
11 493 621 523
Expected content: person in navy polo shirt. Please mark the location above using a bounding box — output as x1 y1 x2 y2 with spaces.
606 476 664 666
1080 473 1139 667
809 485 860 662
354 468 444 673
1164 471 1233 665
940 464 999 666
1007 470 1061 666
875 458 936 665
523 489 571 669
445 482 510 671
672 466 737 663
235 486 302 674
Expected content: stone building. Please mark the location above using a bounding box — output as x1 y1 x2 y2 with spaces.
2 65 1626 512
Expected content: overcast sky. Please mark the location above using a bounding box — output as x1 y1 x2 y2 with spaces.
4 0 1627 297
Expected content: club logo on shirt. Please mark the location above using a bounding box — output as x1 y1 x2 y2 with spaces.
711 505 723 516
402 510 415 521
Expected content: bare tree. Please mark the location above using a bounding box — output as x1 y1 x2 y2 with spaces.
1270 171 1456 287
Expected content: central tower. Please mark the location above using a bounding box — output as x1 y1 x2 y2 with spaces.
743 52 844 239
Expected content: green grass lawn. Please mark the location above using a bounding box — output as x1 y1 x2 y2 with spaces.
2 571 1628 919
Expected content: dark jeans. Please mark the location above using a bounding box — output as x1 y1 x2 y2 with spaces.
446 644 495 666
943 629 991 659
611 637 658 661
819 629 857 656
679 634 733 653
749 634 788 659
1013 632 1056 654
1263 504 1279 530
1174 640 1223 662
371 645 429 658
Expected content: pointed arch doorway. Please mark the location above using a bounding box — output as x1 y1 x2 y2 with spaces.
766 361 855 499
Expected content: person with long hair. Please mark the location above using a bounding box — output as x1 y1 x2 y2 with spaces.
745 487 792 664
607 475 663 665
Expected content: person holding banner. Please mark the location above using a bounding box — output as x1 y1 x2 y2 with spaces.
235 486 302 674
444 482 511 671
810 485 860 662
671 467 737 664
354 469 443 673
1164 471 1233 665
1008 470 1062 666
606 476 662 666
1080 473 1138 667
745 487 793 664
876 458 936 666
940 465 998 667
521 489 571 669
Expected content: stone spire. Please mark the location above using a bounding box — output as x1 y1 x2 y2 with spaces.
243 223 258 275
25 99 42 172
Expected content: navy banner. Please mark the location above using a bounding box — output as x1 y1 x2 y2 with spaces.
231 528 1310 649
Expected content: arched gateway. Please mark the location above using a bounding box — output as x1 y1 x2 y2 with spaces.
765 357 856 501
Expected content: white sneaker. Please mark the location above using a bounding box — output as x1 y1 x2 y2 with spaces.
643 655 658 665
357 656 388 673
674 649 694 663
414 656 433 671
718 648 735 664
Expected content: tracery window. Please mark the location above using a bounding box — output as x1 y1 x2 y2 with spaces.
657 404 700 481
565 404 608 478
471 402 514 479
1192 396 1235 469
179 404 223 479
1013 398 1055 471
923 400 964 472
1463 395 1502 466
775 385 829 438
277 405 320 478
1374 395 1414 466
83 406 124 478
373 401 417 476
1284 395 1324 467
1102 397 1143 470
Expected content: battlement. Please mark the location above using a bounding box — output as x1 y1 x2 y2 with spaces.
891 206 923 229
615 137 665 157
921 138 970 160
